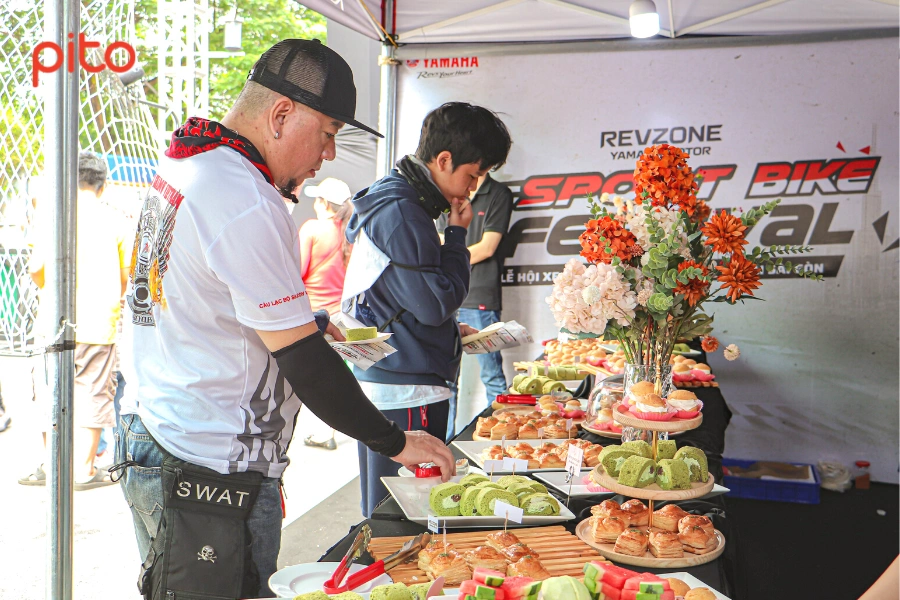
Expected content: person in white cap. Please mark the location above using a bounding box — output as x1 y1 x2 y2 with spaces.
299 177 353 450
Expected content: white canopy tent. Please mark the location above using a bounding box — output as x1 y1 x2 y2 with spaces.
300 0 898 44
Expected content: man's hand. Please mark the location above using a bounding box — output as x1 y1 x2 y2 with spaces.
325 322 346 342
392 431 457 482
448 197 473 229
459 323 479 338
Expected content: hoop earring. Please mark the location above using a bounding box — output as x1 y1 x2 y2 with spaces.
274 132 280 139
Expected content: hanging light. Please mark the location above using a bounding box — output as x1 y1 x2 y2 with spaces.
629 0 660 38
223 5 244 52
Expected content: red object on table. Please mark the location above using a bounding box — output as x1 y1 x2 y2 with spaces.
415 465 442 478
495 394 537 405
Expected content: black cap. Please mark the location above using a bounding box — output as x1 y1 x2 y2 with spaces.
248 39 382 138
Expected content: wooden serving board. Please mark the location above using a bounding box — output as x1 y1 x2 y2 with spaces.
612 403 702 432
367 525 609 585
590 466 715 501
574 519 726 569
675 380 719 388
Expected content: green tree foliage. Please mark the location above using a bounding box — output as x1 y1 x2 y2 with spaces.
133 0 326 120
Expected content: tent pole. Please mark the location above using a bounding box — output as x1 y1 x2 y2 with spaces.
43 0 78 598
376 0 398 179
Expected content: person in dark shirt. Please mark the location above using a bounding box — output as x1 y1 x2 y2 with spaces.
438 173 514 436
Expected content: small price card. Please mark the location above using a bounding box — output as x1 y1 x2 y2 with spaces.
427 515 439 534
493 500 524 523
483 459 505 474
565 444 585 479
502 457 530 472
537 427 544 439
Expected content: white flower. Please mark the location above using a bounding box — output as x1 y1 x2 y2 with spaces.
627 204 690 257
546 259 637 335
637 288 653 306
582 285 601 306
678 246 693 260
724 344 740 361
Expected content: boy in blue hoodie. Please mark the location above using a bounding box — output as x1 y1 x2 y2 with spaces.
346 102 512 516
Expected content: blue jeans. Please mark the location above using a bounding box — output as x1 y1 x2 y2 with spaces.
357 400 449 518
115 414 283 598
448 309 508 438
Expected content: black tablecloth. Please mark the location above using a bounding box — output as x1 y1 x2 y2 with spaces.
320 360 741 598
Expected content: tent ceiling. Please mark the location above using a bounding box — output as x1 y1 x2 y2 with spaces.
297 0 898 44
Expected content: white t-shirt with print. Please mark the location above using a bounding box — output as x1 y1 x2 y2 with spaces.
120 146 314 478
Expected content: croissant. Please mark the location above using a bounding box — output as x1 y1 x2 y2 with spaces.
590 499 621 519
679 526 718 555
613 528 649 557
501 542 540 562
649 530 684 558
678 514 715 537
620 499 650 527
652 504 690 532
426 551 473 585
486 531 521 552
462 545 509 572
589 515 628 544
506 556 551 580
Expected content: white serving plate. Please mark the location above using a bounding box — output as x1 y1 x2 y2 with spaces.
268 562 393 598
534 471 731 499
658 571 731 599
451 439 573 473
380 475 576 528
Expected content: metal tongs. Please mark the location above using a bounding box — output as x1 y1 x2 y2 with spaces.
323 531 431 594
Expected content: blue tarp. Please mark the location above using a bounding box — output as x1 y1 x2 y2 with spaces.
105 154 157 185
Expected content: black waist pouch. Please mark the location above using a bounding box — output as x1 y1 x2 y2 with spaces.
139 455 264 600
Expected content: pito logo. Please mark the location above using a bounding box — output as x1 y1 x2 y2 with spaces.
406 59 419 67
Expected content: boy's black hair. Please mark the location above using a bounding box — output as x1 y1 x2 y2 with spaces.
414 102 512 171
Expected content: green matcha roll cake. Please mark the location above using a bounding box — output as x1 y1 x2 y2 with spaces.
617 456 657 488
460 473 490 487
475 488 519 516
598 445 636 477
656 439 678 460
410 583 440 600
528 481 548 494
519 492 560 516
370 583 415 600
673 446 709 482
333 593 366 600
345 327 377 341
294 592 331 600
497 475 532 487
459 486 482 516
620 440 653 458
655 459 692 490
429 482 465 516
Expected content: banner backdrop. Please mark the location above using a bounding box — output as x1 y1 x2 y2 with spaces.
396 36 899 482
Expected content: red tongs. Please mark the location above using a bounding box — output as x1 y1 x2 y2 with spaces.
495 393 537 405
323 531 431 594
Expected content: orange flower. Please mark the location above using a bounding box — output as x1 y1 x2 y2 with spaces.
716 254 761 302
702 210 748 255
674 260 709 306
693 200 711 223
701 336 719 352
579 216 640 264
633 144 700 215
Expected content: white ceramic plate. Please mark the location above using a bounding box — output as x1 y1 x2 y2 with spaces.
380 475 576 528
268 562 393 598
452 439 573 473
658 571 731 599
533 471 731 499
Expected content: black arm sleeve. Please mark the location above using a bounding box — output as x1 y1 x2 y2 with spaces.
273 332 406 457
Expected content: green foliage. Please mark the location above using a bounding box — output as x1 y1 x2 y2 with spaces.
133 0 326 119
741 198 781 227
677 313 714 341
647 292 673 313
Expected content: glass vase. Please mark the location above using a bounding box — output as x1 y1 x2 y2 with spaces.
623 363 674 402
585 373 624 429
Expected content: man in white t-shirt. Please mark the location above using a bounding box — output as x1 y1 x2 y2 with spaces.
115 39 454 598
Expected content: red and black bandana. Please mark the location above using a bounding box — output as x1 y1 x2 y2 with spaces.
165 117 274 185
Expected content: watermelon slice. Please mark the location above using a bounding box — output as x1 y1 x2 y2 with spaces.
623 575 669 591
474 568 507 587
620 591 674 600
599 584 621 600
459 581 505 600
500 577 542 600
583 562 639 589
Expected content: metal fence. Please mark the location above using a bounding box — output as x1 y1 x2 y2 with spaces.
0 0 159 355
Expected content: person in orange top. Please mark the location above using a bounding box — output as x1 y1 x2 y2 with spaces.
299 177 353 449
298 177 353 316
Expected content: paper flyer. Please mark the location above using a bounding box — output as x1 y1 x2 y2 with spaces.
461 320 533 355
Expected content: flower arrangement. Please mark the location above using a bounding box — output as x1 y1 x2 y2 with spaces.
546 144 821 370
